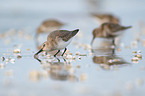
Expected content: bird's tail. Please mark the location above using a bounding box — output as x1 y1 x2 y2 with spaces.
72 29 79 36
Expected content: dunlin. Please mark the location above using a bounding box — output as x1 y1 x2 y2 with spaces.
91 22 131 45
37 19 64 34
34 29 79 58
92 13 120 24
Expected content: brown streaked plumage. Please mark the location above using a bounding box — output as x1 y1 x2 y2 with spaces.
34 29 79 58
91 22 132 45
92 13 120 24
37 19 64 34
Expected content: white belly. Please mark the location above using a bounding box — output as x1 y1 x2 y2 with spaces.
56 38 72 50
92 38 113 50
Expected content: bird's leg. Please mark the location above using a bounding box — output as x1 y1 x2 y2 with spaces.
112 48 115 56
91 37 95 45
36 58 42 63
112 39 115 46
55 57 60 62
63 58 67 63
45 52 48 55
54 50 60 57
112 38 116 48
61 48 67 56
34 48 43 58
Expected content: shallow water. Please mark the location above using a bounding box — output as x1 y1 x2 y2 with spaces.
0 0 145 96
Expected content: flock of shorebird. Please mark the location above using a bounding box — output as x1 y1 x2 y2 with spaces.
34 13 132 59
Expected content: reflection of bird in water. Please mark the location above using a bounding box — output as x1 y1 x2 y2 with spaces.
91 22 132 46
92 13 120 24
92 46 129 70
92 47 129 70
92 55 129 70
37 19 64 35
34 29 79 58
48 62 77 81
38 60 77 81
92 47 115 56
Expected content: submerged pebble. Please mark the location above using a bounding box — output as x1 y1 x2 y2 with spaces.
10 59 15 64
131 57 139 63
78 57 81 60
66 55 73 59
137 50 141 53
5 70 14 76
69 68 75 74
126 82 134 91
75 52 80 56
17 55 22 59
13 49 21 53
29 70 40 82
1 56 5 61
5 59 9 64
76 65 81 69
132 51 137 54
136 78 144 86
0 63 5 69
26 48 30 51
80 73 87 81
135 54 142 59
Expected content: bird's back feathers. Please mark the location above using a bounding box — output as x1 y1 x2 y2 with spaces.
48 29 79 42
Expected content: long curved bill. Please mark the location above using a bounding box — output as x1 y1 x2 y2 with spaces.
34 49 43 58
91 37 95 45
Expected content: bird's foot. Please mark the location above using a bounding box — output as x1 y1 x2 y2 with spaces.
34 54 39 59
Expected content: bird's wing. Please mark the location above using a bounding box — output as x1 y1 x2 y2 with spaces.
42 20 62 27
48 30 72 42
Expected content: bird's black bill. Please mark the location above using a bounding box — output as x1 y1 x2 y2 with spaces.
55 57 60 62
91 38 95 45
126 26 132 29
36 58 42 63
123 26 132 30
34 49 43 57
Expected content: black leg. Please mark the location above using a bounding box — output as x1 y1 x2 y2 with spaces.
61 48 67 56
112 39 115 46
112 49 115 56
36 58 42 63
112 38 116 48
55 57 60 62
45 52 48 55
54 50 60 57
63 58 66 63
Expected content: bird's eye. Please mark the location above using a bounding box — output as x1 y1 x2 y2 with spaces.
43 44 45 47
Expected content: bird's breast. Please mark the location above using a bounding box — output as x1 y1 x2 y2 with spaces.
56 38 72 50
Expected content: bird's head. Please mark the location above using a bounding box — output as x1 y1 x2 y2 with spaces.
112 18 120 24
37 26 42 34
34 42 49 57
41 42 49 51
91 28 99 45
